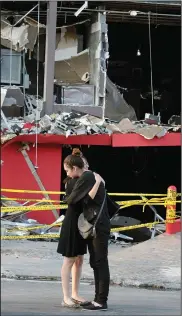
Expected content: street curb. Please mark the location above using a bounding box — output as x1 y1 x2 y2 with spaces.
1 274 180 291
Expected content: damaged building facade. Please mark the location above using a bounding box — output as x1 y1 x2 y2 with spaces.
1 1 181 238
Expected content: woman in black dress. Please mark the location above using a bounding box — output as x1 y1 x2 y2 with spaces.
57 177 87 307
57 149 101 308
63 151 110 311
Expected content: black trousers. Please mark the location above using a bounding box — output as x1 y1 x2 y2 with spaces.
87 230 110 305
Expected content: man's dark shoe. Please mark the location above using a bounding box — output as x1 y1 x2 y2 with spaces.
79 301 92 307
82 302 108 311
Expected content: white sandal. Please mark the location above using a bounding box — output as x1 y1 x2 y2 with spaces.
61 301 80 308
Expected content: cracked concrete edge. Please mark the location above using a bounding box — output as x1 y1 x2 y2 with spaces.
1 273 180 291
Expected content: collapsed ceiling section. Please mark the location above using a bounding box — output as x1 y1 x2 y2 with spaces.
0 7 111 110
1 16 45 52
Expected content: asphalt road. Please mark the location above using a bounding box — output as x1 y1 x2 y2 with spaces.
1 279 181 316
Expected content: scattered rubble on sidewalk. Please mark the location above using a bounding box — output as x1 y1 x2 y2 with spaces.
1 216 60 240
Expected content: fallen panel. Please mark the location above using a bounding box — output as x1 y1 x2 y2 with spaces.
105 76 137 122
54 49 90 84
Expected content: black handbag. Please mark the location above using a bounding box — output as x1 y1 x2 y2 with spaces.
78 193 106 239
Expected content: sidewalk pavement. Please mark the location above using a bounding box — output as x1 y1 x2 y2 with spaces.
1 233 181 290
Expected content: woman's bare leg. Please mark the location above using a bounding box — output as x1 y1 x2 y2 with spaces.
61 257 76 305
71 255 85 302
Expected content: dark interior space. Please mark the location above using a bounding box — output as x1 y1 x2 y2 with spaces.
61 145 181 223
107 22 181 122
60 22 181 224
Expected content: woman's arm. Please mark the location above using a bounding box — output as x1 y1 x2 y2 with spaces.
88 173 105 200
65 171 95 204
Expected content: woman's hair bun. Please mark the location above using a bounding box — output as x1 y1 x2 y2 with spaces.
72 148 83 157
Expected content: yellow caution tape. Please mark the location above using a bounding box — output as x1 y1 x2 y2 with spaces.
2 198 163 205
109 193 166 197
1 188 65 195
4 215 180 233
1 200 180 212
1 197 63 203
1 234 59 240
4 223 62 232
0 203 163 213
111 221 160 233
1 204 67 213
111 218 180 233
2 188 181 197
2 218 180 240
1 198 181 213
110 193 178 197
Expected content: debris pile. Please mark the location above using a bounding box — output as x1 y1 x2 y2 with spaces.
1 196 60 239
1 110 181 145
1 85 181 145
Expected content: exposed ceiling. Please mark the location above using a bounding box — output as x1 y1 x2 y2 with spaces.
1 1 181 26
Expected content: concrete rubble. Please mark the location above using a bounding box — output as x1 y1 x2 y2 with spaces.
1 216 58 239
1 195 61 238
1 76 181 145
1 113 180 145
1 89 181 145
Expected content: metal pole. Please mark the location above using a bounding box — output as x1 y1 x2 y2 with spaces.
13 4 39 27
43 1 57 115
148 12 154 115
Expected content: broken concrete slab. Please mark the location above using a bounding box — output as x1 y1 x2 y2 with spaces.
117 118 137 132
137 125 168 140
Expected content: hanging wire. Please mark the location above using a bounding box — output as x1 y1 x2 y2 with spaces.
101 11 107 122
9 27 13 87
35 1 40 169
155 2 158 28
148 11 154 115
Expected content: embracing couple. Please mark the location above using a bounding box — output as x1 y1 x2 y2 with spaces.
57 148 110 311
